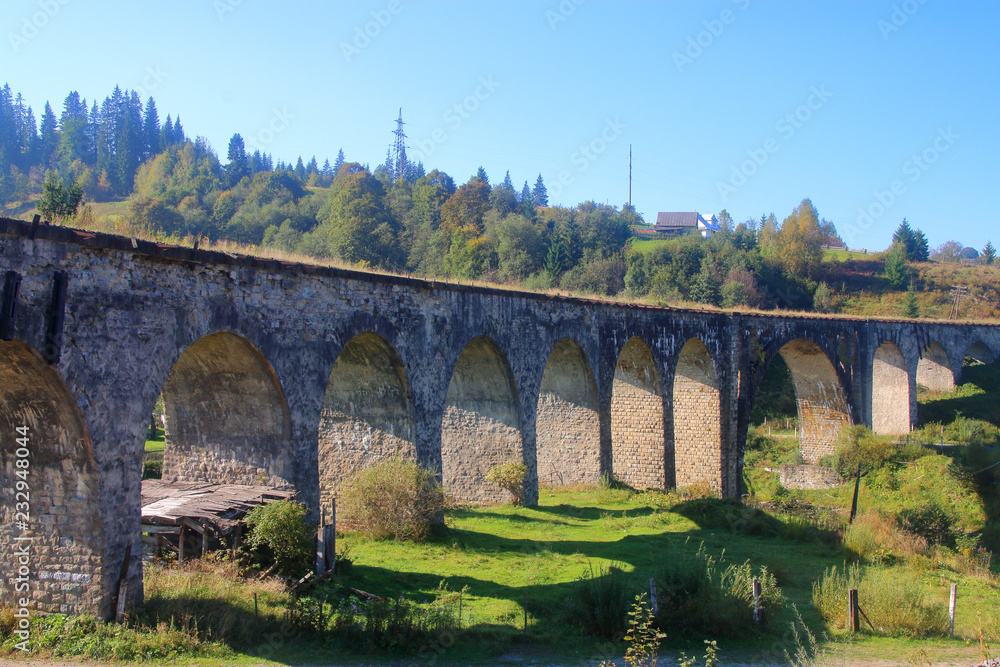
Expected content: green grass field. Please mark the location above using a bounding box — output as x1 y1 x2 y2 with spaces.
318 484 998 664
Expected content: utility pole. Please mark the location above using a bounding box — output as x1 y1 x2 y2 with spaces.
948 285 968 319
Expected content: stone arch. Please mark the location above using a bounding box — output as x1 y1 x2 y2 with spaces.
318 332 416 510
916 341 954 391
611 337 665 489
160 331 293 486
0 340 103 615
872 341 911 435
441 336 523 503
673 338 721 490
776 338 852 463
536 338 600 486
965 341 996 364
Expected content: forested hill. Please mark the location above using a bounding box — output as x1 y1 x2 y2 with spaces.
2 83 997 320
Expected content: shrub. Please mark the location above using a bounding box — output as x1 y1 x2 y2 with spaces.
339 457 445 541
486 460 528 505
142 459 162 479
824 425 898 479
655 545 784 638
898 503 956 547
244 499 312 576
812 563 947 636
843 512 928 563
564 562 632 638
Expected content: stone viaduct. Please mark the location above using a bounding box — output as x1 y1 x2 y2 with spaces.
1 217 997 618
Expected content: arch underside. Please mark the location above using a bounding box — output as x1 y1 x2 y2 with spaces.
536 338 600 486
161 332 293 487
611 337 664 489
916 341 953 391
318 332 416 509
674 338 721 490
0 340 103 616
777 339 852 463
441 336 523 503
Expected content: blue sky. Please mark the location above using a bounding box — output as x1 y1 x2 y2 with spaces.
5 0 998 251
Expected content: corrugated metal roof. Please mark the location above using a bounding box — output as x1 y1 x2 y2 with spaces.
654 212 699 229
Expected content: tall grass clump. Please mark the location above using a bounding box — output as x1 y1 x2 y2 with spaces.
812 562 947 636
339 457 445 541
563 562 632 638
655 544 784 638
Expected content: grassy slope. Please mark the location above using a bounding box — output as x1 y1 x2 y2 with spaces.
330 487 999 665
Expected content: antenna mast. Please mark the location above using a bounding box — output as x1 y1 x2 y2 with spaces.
392 108 407 182
628 144 632 208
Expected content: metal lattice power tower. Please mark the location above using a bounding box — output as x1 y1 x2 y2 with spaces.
392 108 407 182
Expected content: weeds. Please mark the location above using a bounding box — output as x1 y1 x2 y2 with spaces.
812 562 947 636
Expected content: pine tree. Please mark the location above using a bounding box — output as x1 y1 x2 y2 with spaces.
172 115 185 143
883 241 909 289
690 259 720 306
532 173 548 206
545 230 569 280
903 285 920 318
294 155 306 181
913 229 930 262
332 148 345 181
160 114 174 149
38 101 58 168
892 218 915 257
981 240 996 265
473 166 488 185
225 133 248 186
142 97 160 159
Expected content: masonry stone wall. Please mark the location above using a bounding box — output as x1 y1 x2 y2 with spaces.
441 336 523 503
916 341 954 391
161 331 293 487
536 338 600 486
1 218 998 618
871 342 911 435
318 332 416 510
610 337 664 489
779 338 852 464
0 340 103 616
673 338 722 490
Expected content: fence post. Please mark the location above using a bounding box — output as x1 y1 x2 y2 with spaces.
752 577 762 624
316 521 326 575
649 578 659 615
948 583 957 637
848 589 859 633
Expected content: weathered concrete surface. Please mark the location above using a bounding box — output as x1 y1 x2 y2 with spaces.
1 217 998 618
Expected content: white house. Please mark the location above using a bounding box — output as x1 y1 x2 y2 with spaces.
652 212 721 238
